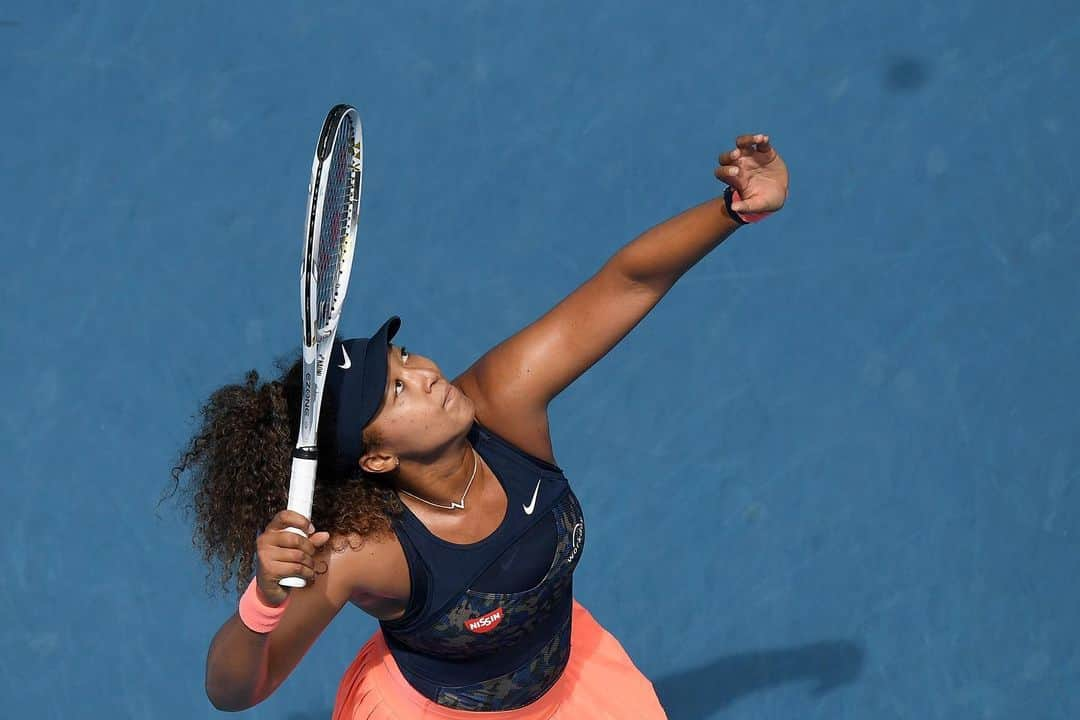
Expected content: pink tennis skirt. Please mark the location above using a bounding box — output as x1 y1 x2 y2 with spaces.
332 599 668 719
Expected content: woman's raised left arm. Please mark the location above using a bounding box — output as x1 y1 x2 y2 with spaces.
455 134 789 446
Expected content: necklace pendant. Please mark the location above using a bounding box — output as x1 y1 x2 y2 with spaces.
399 448 478 512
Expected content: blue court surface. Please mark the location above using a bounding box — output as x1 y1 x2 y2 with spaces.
2 2 1078 718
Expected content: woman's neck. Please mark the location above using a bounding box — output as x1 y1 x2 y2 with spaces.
393 442 482 510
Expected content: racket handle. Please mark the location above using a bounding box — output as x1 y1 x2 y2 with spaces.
280 451 318 588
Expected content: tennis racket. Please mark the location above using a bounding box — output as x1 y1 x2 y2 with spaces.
280 104 363 588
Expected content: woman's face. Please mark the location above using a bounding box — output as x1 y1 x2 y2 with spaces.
360 343 475 470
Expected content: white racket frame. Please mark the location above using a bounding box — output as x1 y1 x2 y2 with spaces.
281 105 363 588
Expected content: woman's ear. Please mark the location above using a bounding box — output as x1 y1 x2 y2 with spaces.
360 450 398 475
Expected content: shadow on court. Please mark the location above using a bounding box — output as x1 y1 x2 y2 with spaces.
653 640 865 719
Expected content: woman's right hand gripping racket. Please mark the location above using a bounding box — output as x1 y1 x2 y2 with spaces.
280 104 363 588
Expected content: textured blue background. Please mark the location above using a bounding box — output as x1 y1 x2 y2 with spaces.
1 1 1078 718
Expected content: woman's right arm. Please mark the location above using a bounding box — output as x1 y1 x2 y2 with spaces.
204 511 349 711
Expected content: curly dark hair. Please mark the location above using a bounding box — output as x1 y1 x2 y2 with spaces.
163 353 405 596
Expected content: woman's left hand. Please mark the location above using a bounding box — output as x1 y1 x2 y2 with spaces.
714 134 789 215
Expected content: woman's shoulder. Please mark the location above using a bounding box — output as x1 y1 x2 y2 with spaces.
455 373 559 468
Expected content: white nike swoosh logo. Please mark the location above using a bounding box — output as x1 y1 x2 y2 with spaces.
523 478 542 515
339 346 352 369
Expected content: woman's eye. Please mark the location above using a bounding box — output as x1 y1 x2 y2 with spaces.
395 379 404 396
401 347 409 363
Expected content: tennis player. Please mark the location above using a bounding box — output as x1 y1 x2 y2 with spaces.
175 134 789 717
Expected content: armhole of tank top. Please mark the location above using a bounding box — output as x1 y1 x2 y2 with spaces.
381 517 429 630
472 419 563 475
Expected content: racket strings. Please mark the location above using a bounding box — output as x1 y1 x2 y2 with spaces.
315 116 359 330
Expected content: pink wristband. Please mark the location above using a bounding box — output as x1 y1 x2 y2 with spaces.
238 577 290 633
732 189 772 224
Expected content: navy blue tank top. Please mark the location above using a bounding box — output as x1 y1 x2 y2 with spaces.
378 420 587 711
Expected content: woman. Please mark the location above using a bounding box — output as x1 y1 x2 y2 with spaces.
173 134 789 718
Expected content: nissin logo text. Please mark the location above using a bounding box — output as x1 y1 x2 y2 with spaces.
464 608 504 634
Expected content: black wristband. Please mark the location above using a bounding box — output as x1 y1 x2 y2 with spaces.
723 186 748 226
